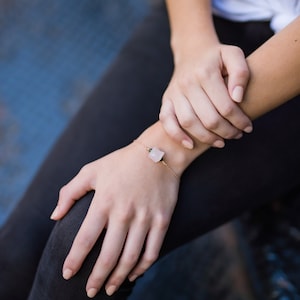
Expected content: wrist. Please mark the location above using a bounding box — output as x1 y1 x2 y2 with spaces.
167 0 218 56
171 34 219 65
136 122 209 176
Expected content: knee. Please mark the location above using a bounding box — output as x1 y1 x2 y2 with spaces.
47 192 94 260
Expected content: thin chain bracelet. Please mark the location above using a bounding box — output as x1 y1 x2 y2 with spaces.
133 140 179 179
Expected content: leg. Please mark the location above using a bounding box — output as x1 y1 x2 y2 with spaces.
30 10 300 300
3 2 300 299
29 98 300 300
163 96 300 253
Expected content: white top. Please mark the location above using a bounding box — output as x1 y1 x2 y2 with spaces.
212 0 300 32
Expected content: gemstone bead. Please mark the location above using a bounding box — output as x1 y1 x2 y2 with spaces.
148 147 165 163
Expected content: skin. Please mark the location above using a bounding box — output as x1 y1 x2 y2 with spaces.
50 12 300 299
161 0 253 149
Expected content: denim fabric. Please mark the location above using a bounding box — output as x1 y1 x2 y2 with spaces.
1 2 300 299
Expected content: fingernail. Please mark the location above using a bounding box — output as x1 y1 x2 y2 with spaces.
129 274 138 282
106 285 117 296
50 206 59 220
234 133 243 139
232 86 244 102
243 125 253 133
182 139 193 149
87 288 98 298
63 268 73 280
212 140 225 148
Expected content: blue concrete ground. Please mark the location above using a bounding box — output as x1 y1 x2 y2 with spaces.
0 0 149 224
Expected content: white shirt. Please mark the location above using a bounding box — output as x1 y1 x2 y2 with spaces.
212 0 300 32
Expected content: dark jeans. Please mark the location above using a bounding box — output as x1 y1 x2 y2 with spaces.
1 2 300 299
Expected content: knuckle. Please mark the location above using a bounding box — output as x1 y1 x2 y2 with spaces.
159 111 183 143
236 67 249 80
231 45 243 53
155 213 170 231
144 253 158 266
171 129 183 142
122 252 139 267
203 116 220 131
230 45 245 57
164 124 183 143
232 117 248 130
168 132 181 144
76 234 95 252
220 102 234 117
224 130 239 139
196 67 213 81
178 76 194 90
159 108 169 123
199 132 216 145
117 210 133 224
137 212 151 227
162 92 172 104
231 47 249 75
59 185 68 199
158 109 165 121
89 274 104 287
99 254 115 269
79 163 92 175
179 114 196 129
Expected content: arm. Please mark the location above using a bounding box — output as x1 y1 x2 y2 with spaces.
52 16 300 298
241 17 300 118
165 0 217 52
145 15 300 175
160 0 253 149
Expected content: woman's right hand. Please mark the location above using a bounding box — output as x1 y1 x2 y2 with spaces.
160 42 253 149
51 140 180 298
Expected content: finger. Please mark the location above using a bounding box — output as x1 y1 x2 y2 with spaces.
160 97 194 149
104 217 149 296
221 47 253 133
51 164 95 220
200 71 252 135
62 198 107 281
86 215 130 298
185 83 241 140
128 215 169 282
168 91 225 147
222 46 249 103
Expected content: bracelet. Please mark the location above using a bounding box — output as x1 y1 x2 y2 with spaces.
133 140 179 179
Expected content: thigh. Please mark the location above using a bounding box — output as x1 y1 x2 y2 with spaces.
28 192 138 300
30 97 300 300
8 5 300 300
163 96 300 253
30 15 300 300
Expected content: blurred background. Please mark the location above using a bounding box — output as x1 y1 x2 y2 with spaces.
0 0 150 225
1 1 299 299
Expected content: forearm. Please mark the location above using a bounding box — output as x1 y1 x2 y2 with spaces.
241 16 300 119
165 0 219 63
138 17 300 175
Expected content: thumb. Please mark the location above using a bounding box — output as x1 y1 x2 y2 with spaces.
231 85 244 103
221 46 249 103
50 165 95 220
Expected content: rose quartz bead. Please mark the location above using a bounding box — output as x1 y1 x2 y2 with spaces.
148 147 165 163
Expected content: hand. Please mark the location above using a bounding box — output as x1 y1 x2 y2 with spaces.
50 142 180 298
159 43 253 149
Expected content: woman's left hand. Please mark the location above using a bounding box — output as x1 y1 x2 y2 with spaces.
50 142 180 298
160 43 252 149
